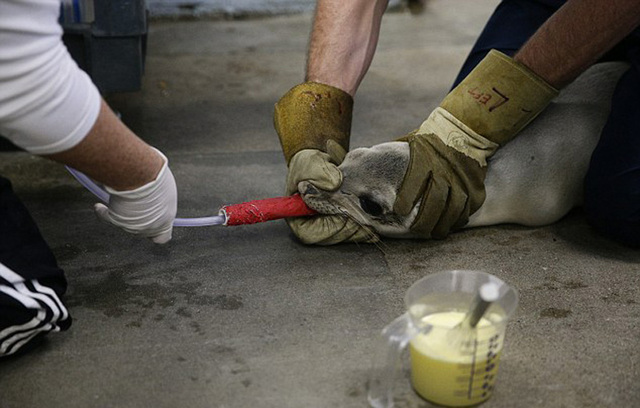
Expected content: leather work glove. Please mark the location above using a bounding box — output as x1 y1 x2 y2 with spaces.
395 49 559 239
274 82 378 245
94 150 178 244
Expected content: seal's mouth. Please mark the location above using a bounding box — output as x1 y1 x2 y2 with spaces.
299 187 382 243
301 194 345 216
297 181 347 216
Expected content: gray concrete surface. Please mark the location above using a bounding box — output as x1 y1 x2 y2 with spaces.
147 0 403 18
148 0 317 18
1 1 639 407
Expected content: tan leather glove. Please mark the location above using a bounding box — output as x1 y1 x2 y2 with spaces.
394 50 559 239
285 148 378 245
274 82 378 244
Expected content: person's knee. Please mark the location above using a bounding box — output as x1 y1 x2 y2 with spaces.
584 174 640 247
0 301 44 358
0 278 71 358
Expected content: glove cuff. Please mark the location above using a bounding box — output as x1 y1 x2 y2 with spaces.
418 107 499 167
440 49 559 146
274 82 352 165
104 148 169 199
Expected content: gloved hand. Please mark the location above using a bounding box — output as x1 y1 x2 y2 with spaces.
274 82 378 244
285 146 378 245
394 50 559 239
94 150 177 244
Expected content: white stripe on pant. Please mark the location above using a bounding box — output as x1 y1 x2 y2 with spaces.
0 262 69 357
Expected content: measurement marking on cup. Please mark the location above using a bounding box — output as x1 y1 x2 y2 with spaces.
468 338 479 399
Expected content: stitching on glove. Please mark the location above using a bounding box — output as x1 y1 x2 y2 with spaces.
419 107 498 167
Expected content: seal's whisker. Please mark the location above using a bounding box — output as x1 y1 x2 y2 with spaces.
323 195 373 238
337 207 385 250
305 194 387 249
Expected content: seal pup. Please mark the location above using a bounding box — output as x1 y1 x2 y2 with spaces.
298 62 628 239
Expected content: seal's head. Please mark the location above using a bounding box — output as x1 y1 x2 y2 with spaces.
299 141 417 238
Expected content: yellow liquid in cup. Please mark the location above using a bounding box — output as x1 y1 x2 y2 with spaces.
409 311 503 407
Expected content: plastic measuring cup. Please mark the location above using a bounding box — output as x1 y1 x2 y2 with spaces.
368 270 519 407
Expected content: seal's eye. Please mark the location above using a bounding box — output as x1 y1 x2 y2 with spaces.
359 196 383 217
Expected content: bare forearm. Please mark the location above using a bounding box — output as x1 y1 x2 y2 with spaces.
306 0 389 96
44 99 163 191
515 0 640 89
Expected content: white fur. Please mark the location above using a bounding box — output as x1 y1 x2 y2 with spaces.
469 62 626 227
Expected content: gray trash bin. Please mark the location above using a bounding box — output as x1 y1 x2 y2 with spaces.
60 0 148 93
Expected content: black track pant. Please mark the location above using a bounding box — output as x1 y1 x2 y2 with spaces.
0 176 71 358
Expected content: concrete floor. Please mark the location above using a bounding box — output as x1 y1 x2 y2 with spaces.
1 1 639 407
146 0 404 18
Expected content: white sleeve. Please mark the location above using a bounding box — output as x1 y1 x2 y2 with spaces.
0 0 101 155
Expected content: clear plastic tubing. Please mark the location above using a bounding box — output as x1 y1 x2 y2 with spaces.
65 166 225 227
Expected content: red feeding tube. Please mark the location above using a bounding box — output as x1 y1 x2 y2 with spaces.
220 194 317 226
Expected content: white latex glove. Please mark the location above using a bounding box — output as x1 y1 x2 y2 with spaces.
94 151 177 244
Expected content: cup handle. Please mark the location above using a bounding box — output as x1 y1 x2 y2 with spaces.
367 312 421 408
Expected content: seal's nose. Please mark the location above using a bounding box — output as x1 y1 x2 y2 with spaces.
297 181 319 196
304 184 318 195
